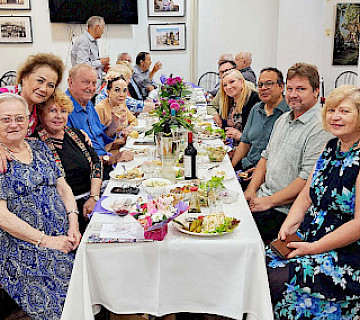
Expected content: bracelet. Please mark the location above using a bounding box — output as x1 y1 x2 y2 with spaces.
67 210 79 215
36 231 45 247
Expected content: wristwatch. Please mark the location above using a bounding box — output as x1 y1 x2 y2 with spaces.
103 155 110 162
90 194 100 201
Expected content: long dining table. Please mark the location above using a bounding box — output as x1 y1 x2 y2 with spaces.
61 116 274 320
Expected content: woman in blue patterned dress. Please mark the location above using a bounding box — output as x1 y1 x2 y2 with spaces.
267 85 360 319
0 93 81 319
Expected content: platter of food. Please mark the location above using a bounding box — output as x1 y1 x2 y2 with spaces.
109 167 144 181
101 195 140 214
172 213 240 237
198 125 225 140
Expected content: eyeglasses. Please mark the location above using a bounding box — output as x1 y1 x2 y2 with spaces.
219 67 236 75
258 81 279 89
0 115 28 125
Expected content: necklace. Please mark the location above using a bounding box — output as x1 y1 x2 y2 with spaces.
0 141 33 163
335 139 360 159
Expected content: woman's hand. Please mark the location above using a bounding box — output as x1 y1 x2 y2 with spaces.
0 144 12 173
244 188 257 203
225 127 242 141
67 227 82 250
122 125 134 136
278 220 302 241
286 241 318 259
80 129 93 147
213 114 222 127
83 197 97 217
41 234 75 254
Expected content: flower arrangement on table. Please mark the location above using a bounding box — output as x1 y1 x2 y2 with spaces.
130 196 189 240
145 76 194 135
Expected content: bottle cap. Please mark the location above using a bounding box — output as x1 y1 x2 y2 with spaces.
188 131 193 143
190 186 198 192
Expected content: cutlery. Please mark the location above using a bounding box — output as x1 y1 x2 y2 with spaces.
208 164 220 171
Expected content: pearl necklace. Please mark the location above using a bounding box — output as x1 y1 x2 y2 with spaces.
0 141 33 163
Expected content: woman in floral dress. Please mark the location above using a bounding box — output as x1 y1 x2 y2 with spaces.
0 93 81 319
267 85 360 319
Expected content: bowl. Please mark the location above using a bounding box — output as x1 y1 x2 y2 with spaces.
207 146 227 162
142 178 172 197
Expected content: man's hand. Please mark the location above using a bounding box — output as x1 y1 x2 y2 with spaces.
80 129 93 147
107 150 134 165
152 61 162 73
244 188 257 203
249 196 274 212
147 85 155 92
225 127 242 141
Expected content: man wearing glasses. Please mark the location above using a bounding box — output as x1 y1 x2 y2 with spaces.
207 60 237 116
231 67 289 188
243 63 332 244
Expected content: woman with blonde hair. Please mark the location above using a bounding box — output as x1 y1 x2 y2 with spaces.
267 85 360 318
217 69 260 143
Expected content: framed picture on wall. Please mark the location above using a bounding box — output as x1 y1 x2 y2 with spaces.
148 0 185 17
0 16 33 43
149 23 186 51
0 0 31 10
332 3 360 65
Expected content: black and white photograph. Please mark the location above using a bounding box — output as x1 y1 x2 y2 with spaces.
0 16 32 43
0 0 31 10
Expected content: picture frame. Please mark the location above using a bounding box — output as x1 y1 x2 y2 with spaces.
148 0 185 17
0 0 31 10
149 23 186 51
0 16 32 43
332 3 360 65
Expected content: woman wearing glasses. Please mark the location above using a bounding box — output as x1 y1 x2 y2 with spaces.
0 93 80 319
217 69 260 145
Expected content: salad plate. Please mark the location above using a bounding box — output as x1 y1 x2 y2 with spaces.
172 221 228 237
101 195 139 213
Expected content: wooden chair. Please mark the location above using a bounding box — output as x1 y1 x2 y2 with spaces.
0 71 17 87
197 71 218 92
335 70 358 88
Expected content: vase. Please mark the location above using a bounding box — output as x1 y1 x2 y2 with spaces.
144 224 168 241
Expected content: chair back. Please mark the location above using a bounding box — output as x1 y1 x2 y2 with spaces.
197 71 218 92
335 70 358 88
0 71 17 87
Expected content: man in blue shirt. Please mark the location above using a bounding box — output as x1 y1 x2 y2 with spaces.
66 63 133 165
231 67 289 188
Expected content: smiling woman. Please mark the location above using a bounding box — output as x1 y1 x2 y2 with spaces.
0 53 64 136
0 93 80 319
266 85 360 319
35 88 103 234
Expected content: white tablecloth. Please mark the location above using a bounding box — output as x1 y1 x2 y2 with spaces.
61 135 273 320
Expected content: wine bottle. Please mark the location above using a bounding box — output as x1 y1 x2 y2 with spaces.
184 132 197 180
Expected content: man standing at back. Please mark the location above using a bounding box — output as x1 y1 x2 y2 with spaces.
235 52 257 85
244 62 332 243
132 52 162 99
71 16 109 93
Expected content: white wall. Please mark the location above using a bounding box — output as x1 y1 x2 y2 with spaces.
0 0 191 89
0 0 359 96
197 0 280 80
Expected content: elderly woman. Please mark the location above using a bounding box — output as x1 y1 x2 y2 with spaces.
215 69 260 144
267 85 360 319
0 93 80 319
95 61 155 113
0 53 64 135
35 88 103 233
95 76 138 151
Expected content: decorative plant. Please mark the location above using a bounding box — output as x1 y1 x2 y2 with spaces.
145 75 194 135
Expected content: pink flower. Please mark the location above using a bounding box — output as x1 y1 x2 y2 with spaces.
174 77 182 84
179 99 185 105
170 102 180 111
168 99 177 104
162 111 166 115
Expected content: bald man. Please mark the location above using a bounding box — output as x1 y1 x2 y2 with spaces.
235 52 256 85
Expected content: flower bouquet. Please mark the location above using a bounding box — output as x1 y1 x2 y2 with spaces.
145 75 194 136
131 196 189 240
